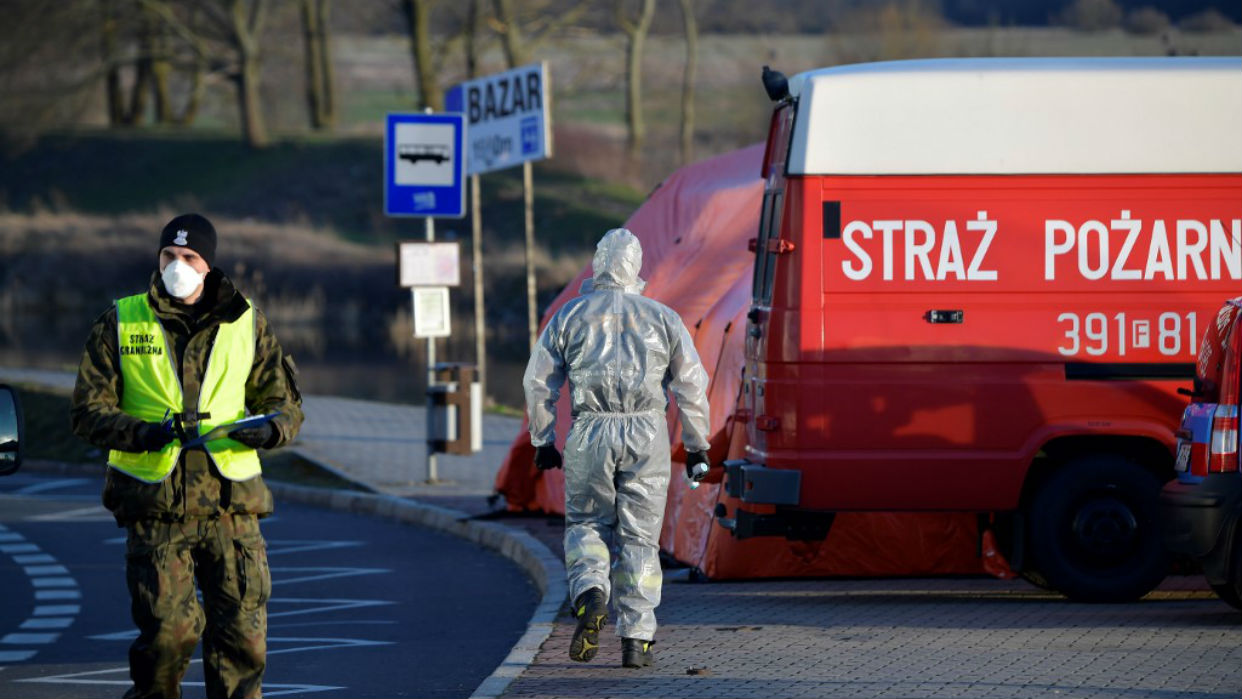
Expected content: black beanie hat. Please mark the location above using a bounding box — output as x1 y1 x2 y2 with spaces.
158 213 217 268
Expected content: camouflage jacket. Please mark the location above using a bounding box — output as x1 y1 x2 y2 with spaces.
71 270 305 524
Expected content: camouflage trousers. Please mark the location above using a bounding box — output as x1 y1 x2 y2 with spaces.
122 514 270 699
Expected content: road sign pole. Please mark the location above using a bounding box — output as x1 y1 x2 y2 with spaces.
471 174 487 402
424 216 438 484
524 161 537 352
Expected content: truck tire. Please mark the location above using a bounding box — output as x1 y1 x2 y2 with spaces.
1026 455 1169 602
1209 527 1242 611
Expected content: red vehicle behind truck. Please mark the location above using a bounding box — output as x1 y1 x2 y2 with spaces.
719 57 1242 602
1161 297 1241 609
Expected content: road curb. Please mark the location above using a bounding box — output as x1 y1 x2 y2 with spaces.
267 481 566 699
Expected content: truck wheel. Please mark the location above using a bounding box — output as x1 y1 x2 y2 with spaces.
1209 527 1242 611
1027 455 1169 603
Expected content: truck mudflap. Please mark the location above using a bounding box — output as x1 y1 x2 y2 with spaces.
716 460 834 540
714 502 836 541
722 459 801 505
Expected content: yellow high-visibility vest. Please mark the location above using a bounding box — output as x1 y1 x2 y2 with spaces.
107 293 262 482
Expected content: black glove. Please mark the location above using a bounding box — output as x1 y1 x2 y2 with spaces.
534 444 563 470
230 422 275 450
685 450 710 482
135 421 176 453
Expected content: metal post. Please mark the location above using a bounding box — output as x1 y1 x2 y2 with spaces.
424 216 438 484
523 160 537 352
471 173 486 400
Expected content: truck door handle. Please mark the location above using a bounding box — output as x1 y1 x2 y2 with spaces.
924 310 964 324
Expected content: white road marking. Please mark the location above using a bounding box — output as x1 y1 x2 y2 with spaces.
265 540 365 556
23 565 69 576
0 544 39 554
30 577 77 588
0 524 83 667
270 566 390 586
15 666 343 698
20 618 73 630
1 633 59 645
35 590 81 600
33 605 80 616
268 598 397 619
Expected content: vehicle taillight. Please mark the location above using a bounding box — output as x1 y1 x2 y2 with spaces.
1208 327 1239 473
1208 404 1239 473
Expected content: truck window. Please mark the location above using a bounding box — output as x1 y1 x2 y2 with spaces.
753 190 784 305
753 104 794 306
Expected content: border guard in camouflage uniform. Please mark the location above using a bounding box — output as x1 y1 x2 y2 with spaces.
71 213 304 699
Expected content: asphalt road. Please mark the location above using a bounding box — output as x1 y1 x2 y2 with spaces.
0 471 538 698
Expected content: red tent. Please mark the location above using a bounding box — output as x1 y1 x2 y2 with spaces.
494 144 1011 579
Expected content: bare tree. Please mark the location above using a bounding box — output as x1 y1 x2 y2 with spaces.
300 0 336 129
489 0 592 69
101 0 153 126
138 0 271 143
402 0 443 110
129 0 211 124
465 0 481 78
616 0 655 157
0 1 102 136
677 0 697 165
224 0 269 147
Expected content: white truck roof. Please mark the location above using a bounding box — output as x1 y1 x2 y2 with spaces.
786 57 1242 175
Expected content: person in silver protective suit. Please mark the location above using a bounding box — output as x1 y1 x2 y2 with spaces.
523 227 712 669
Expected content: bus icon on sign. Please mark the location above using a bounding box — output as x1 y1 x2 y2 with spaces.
520 116 539 156
399 144 451 165
413 192 437 209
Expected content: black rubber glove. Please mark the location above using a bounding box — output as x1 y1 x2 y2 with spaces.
685 450 710 482
534 444 563 470
230 422 275 450
135 421 176 453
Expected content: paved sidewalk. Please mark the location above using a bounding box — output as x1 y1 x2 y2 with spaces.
4 367 1241 699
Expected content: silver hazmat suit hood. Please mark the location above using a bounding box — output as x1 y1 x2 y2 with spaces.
579 228 647 295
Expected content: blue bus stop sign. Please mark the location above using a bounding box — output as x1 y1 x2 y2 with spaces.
385 112 466 218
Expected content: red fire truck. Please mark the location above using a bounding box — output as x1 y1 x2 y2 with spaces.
720 57 1242 602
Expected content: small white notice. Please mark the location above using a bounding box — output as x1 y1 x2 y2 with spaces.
412 287 451 338
398 241 460 288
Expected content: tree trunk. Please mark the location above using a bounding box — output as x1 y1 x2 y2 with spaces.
318 0 337 128
174 5 206 126
403 0 443 111
301 0 326 128
677 0 697 165
617 0 655 157
125 52 152 125
230 0 269 148
146 2 173 124
176 56 205 125
465 0 479 78
100 0 125 126
300 0 336 129
237 53 266 147
491 0 528 68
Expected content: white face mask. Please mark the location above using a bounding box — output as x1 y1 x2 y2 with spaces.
161 259 206 299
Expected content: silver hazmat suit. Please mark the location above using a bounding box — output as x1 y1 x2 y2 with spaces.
523 228 711 642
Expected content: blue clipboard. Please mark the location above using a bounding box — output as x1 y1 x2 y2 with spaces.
182 412 281 448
